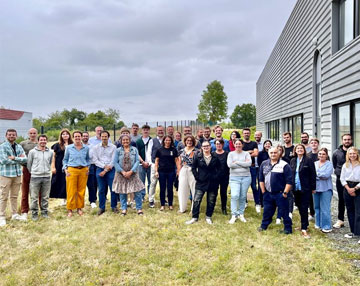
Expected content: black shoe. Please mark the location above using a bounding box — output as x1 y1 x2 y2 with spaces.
149 202 155 208
112 208 119 214
97 209 105 216
41 213 49 219
32 215 39 221
222 209 228 215
279 230 292 235
258 227 265 232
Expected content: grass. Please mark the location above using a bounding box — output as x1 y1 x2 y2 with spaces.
0 189 359 286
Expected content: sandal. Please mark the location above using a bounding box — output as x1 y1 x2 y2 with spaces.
121 211 127 216
160 206 165 211
169 206 173 210
77 209 84 216
67 211 73 218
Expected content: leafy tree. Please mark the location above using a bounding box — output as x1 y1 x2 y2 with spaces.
62 108 86 128
46 111 66 130
197 80 228 124
230 103 256 128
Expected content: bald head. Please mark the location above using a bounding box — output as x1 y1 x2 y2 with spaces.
28 128 38 142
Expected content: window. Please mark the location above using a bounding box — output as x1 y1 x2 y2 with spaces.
335 0 360 50
266 120 280 141
284 114 303 144
335 100 360 147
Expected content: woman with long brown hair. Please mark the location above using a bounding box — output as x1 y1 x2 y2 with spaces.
50 129 73 204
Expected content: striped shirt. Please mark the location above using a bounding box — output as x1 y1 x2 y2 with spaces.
0 141 27 177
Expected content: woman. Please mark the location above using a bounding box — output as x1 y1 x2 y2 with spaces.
50 128 73 205
113 135 144 215
213 138 230 215
258 140 272 168
229 131 241 151
314 148 333 233
155 135 180 211
290 144 316 239
340 147 360 241
178 135 198 213
227 139 252 224
174 131 182 148
62 131 90 217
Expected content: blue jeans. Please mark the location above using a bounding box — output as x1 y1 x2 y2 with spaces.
120 192 142 210
229 176 251 216
87 164 98 203
261 192 292 233
158 171 175 206
96 168 118 211
313 190 332 230
250 167 260 205
139 165 151 200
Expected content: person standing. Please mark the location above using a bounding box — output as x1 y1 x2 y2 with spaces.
155 135 180 211
241 128 260 213
314 148 333 233
130 123 141 144
178 135 198 213
63 131 90 217
27 135 53 221
290 144 316 239
257 140 272 207
282 132 295 164
177 126 193 153
301 132 312 153
83 131 97 209
174 131 182 148
199 126 214 144
115 127 137 148
307 138 320 221
186 141 220 225
0 129 27 227
227 139 252 224
213 138 230 215
196 129 203 142
50 129 73 205
167 126 175 138
146 126 165 208
113 135 144 215
136 124 152 201
92 131 117 215
332 134 353 229
258 147 293 234
229 131 241 152
340 147 360 242
19 128 38 219
210 125 230 152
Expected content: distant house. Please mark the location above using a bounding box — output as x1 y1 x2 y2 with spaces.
0 108 32 142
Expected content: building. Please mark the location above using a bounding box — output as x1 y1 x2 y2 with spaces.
256 0 360 152
0 108 33 142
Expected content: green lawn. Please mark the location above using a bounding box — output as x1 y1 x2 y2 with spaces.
0 190 359 286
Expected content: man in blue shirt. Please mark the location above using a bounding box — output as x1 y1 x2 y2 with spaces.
210 125 230 152
258 146 293 234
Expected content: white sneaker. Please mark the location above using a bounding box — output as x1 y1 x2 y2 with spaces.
90 202 97 209
344 233 354 239
333 220 344 229
11 214 27 221
276 218 281 225
308 215 314 221
21 213 28 220
322 229 332 233
289 212 293 219
205 216 213 225
229 215 237 224
185 218 198 225
314 225 320 229
255 204 261 214
239 214 246 223
61 199 67 206
294 206 298 211
0 218 6 227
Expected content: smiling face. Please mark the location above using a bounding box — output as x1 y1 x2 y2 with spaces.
82 133 89 143
234 140 243 151
6 131 17 143
95 126 103 138
61 131 70 142
348 149 359 162
264 141 272 151
203 128 211 139
121 136 130 147
185 137 193 147
73 132 82 144
164 137 172 148
214 127 222 138
175 132 181 141
301 133 309 145
38 136 47 148
318 150 327 162
242 130 250 141
295 145 305 156
269 148 280 161
215 141 223 151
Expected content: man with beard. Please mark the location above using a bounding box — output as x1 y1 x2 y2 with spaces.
166 126 174 138
282 132 295 164
199 126 214 144
332 134 353 229
210 125 230 152
301 132 312 153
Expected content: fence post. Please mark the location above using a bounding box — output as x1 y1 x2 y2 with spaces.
113 124 116 142
164 121 167 134
41 125 44 134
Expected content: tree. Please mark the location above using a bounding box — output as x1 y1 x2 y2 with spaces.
62 108 86 128
230 103 256 128
197 80 228 124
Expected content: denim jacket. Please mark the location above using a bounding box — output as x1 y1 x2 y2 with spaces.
113 146 139 173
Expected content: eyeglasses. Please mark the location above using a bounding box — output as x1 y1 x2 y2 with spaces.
202 145 210 148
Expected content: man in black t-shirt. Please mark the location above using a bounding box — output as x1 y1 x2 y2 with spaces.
282 132 295 164
241 128 260 212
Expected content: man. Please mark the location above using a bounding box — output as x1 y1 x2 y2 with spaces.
258 146 293 234
200 126 214 144
82 131 90 145
282 132 295 164
146 126 165 207
166 126 174 138
89 126 112 145
136 124 152 201
301 132 312 153
130 123 141 144
196 128 204 141
115 127 137 148
254 131 263 208
27 135 53 221
241 128 260 213
0 129 27 227
332 134 353 229
19 128 38 219
307 137 320 221
92 131 117 215
186 141 220 225
210 125 230 152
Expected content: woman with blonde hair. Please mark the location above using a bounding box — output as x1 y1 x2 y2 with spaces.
50 128 73 205
340 147 360 241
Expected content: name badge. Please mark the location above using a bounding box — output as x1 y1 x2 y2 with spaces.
170 151 173 156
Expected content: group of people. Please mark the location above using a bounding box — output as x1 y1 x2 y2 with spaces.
0 125 359 244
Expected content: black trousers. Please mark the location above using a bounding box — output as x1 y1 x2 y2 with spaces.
309 192 315 216
293 190 310 230
192 188 218 219
216 178 229 211
344 191 360 236
336 177 346 221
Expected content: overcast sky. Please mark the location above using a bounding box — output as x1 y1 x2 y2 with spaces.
0 0 296 125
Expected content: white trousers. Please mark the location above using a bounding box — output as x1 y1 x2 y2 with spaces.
148 165 158 203
177 165 196 212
